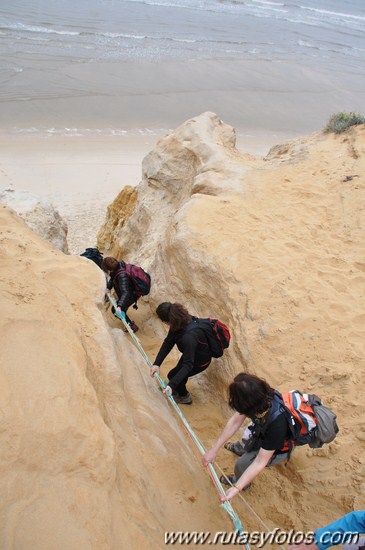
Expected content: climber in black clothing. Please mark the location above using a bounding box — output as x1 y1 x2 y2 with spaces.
150 302 212 405
102 256 139 333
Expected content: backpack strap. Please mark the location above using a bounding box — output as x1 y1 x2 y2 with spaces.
114 261 127 279
246 395 285 452
125 263 132 276
273 391 305 462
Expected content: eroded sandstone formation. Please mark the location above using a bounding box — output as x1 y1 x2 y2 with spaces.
0 189 69 253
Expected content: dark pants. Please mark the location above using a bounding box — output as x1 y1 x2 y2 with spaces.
234 449 291 479
168 358 211 396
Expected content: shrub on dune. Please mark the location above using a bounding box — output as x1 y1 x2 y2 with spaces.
324 111 365 134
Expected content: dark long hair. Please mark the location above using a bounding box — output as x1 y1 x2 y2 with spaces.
156 302 192 331
228 373 274 418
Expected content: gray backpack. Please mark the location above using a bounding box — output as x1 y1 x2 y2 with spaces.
308 394 339 448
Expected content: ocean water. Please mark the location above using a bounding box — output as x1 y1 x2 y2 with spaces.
0 0 364 136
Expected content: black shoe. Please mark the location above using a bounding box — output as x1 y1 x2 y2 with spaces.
224 441 245 457
174 392 192 405
129 322 139 333
219 474 236 487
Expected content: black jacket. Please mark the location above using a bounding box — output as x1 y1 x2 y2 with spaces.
107 262 137 310
153 318 212 389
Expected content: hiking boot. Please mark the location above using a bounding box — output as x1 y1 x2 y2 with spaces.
174 392 192 405
129 322 139 333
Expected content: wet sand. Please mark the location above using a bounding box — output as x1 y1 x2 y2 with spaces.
2 58 365 135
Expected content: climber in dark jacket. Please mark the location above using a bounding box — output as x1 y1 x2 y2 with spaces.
150 302 212 405
102 257 139 333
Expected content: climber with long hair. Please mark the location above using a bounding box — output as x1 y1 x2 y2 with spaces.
150 302 213 405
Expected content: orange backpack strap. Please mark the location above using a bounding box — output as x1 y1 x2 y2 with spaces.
281 391 317 437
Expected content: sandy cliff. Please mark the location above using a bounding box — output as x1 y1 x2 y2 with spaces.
0 206 233 549
98 113 365 528
1 111 364 549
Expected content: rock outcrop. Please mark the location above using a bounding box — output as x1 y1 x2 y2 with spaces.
98 112 365 528
0 189 69 253
97 185 137 254
97 112 258 377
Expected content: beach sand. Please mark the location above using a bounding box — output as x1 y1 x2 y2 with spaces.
0 135 156 253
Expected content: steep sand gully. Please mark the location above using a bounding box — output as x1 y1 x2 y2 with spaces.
0 114 365 548
97 114 365 533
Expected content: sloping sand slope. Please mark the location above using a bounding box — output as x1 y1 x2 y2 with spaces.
0 206 236 549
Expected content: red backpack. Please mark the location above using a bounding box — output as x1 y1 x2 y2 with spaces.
246 390 318 456
187 318 230 358
246 391 337 459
